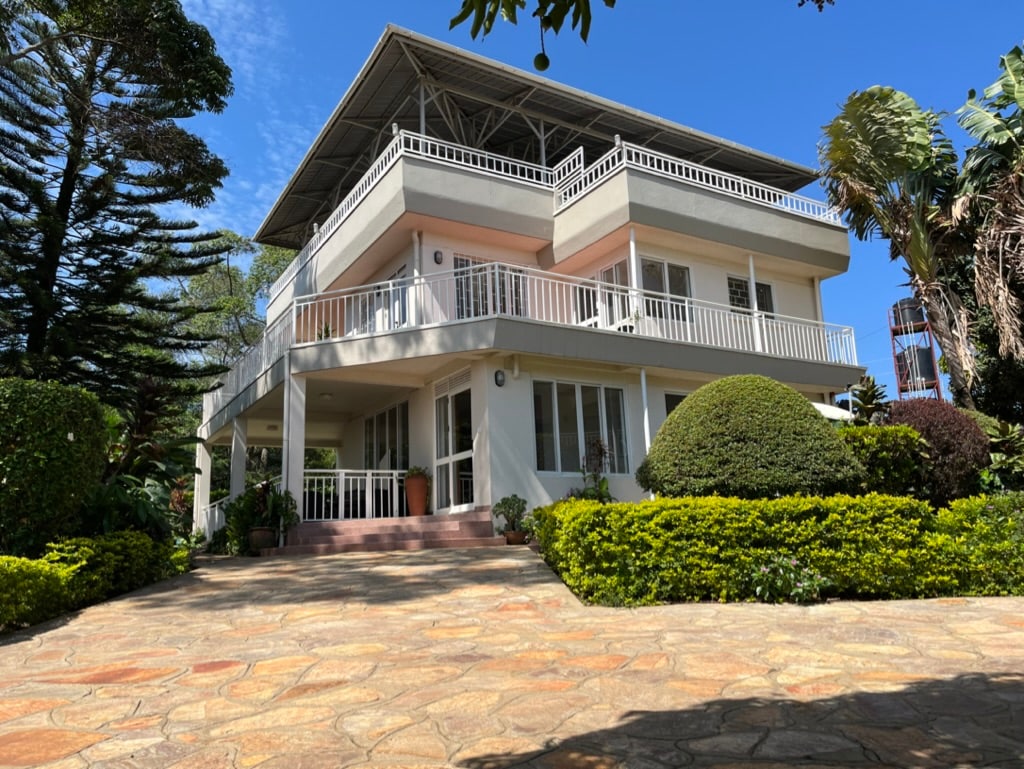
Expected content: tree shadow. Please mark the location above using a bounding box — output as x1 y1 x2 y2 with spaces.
122 547 562 613
458 672 1024 768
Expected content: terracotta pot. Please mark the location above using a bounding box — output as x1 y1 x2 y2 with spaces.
248 526 277 553
504 530 527 545
405 474 429 516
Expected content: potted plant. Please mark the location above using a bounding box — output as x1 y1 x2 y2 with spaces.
225 480 298 555
404 466 431 516
493 494 528 544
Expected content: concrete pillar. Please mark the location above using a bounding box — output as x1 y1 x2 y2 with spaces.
230 417 248 499
640 367 652 455
628 226 642 322
282 363 307 524
193 440 212 535
748 253 762 353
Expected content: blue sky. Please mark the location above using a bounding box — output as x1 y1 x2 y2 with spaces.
179 0 1024 399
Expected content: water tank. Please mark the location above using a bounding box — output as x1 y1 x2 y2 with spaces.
895 346 937 391
892 298 926 330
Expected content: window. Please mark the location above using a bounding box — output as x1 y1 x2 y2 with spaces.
363 402 409 470
435 383 473 510
454 254 525 320
727 276 774 317
533 380 628 474
665 392 687 415
641 258 691 320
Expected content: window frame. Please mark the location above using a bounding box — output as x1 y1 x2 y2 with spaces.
532 379 629 475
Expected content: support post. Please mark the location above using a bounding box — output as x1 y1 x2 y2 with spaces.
748 254 762 353
282 357 307 538
193 439 212 535
628 226 642 327
640 368 652 455
230 418 248 499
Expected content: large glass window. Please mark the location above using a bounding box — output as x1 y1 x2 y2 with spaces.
435 383 473 510
533 380 628 473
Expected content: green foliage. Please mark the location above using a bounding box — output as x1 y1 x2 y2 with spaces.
1 530 190 630
567 437 615 502
223 481 297 556
636 375 864 499
750 554 830 604
0 556 75 628
0 379 107 556
0 0 233 405
850 375 889 424
838 424 928 496
933 493 1024 595
885 398 990 505
493 494 527 531
532 493 1024 606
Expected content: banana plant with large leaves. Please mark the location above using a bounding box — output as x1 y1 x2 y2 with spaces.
820 86 977 407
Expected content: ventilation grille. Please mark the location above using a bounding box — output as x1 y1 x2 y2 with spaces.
434 368 471 397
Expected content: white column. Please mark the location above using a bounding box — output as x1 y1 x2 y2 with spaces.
410 231 421 326
282 358 307 526
640 368 652 454
193 440 212 535
628 226 642 324
230 417 247 499
748 253 762 353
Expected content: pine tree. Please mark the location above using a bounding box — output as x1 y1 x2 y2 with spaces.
0 0 232 407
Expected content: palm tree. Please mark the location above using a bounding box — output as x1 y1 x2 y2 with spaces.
820 86 977 407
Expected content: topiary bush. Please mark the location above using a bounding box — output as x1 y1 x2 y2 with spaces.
636 375 864 499
0 556 76 628
838 424 928 496
885 398 989 505
0 379 107 556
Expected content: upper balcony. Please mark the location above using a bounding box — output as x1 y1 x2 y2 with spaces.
263 131 847 321
204 262 857 423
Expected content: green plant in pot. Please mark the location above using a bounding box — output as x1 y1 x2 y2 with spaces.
404 466 431 517
224 480 298 556
493 494 528 544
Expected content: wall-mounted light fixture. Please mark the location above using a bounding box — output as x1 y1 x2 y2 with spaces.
433 250 443 265
494 370 506 387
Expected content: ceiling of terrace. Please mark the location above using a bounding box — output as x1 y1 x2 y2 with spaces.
255 25 820 251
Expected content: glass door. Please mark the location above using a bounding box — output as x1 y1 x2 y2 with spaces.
435 386 473 510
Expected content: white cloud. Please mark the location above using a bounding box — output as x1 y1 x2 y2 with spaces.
180 0 286 90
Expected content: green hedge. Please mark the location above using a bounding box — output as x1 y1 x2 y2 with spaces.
838 424 927 496
532 494 1024 606
1 531 190 631
0 378 107 556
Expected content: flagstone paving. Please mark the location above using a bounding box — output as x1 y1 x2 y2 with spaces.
1 547 1023 768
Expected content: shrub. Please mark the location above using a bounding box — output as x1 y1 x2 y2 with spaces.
529 493 1024 606
838 424 928 496
223 481 297 555
0 556 75 628
636 375 864 499
0 379 107 556
931 493 1024 595
532 494 948 606
1 531 190 631
885 398 989 505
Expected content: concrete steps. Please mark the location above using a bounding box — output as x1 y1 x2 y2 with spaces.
263 509 505 555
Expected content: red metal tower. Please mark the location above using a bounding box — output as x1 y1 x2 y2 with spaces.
889 298 943 400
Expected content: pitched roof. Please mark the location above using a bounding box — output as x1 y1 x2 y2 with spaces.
256 25 820 249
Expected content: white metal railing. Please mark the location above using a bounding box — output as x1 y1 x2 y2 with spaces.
292 262 857 365
198 493 231 536
555 140 841 225
302 469 406 521
205 311 293 415
269 131 552 303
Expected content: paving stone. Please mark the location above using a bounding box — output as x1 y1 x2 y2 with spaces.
0 728 107 765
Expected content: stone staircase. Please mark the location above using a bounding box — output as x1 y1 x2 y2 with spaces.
262 509 505 555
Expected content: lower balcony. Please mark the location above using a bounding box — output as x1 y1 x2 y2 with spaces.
204 262 857 421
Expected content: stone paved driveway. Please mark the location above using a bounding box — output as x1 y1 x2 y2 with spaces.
1 547 1023 768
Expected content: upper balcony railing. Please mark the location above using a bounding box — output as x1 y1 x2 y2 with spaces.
267 131 840 303
205 262 857 419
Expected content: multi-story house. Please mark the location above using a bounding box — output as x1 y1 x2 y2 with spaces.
194 26 862 552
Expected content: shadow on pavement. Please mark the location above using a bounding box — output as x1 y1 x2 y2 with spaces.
458 672 1024 768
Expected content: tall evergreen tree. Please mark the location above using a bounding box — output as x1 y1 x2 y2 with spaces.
0 0 232 407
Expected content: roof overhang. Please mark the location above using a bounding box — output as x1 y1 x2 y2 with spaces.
255 25 821 250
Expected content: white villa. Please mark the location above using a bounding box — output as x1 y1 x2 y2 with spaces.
194 26 862 552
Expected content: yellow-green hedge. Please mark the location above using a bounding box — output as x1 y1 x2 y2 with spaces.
1 531 191 630
532 493 1024 606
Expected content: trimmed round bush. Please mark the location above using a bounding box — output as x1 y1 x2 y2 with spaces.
0 379 107 556
885 398 989 505
838 424 927 496
636 375 864 498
